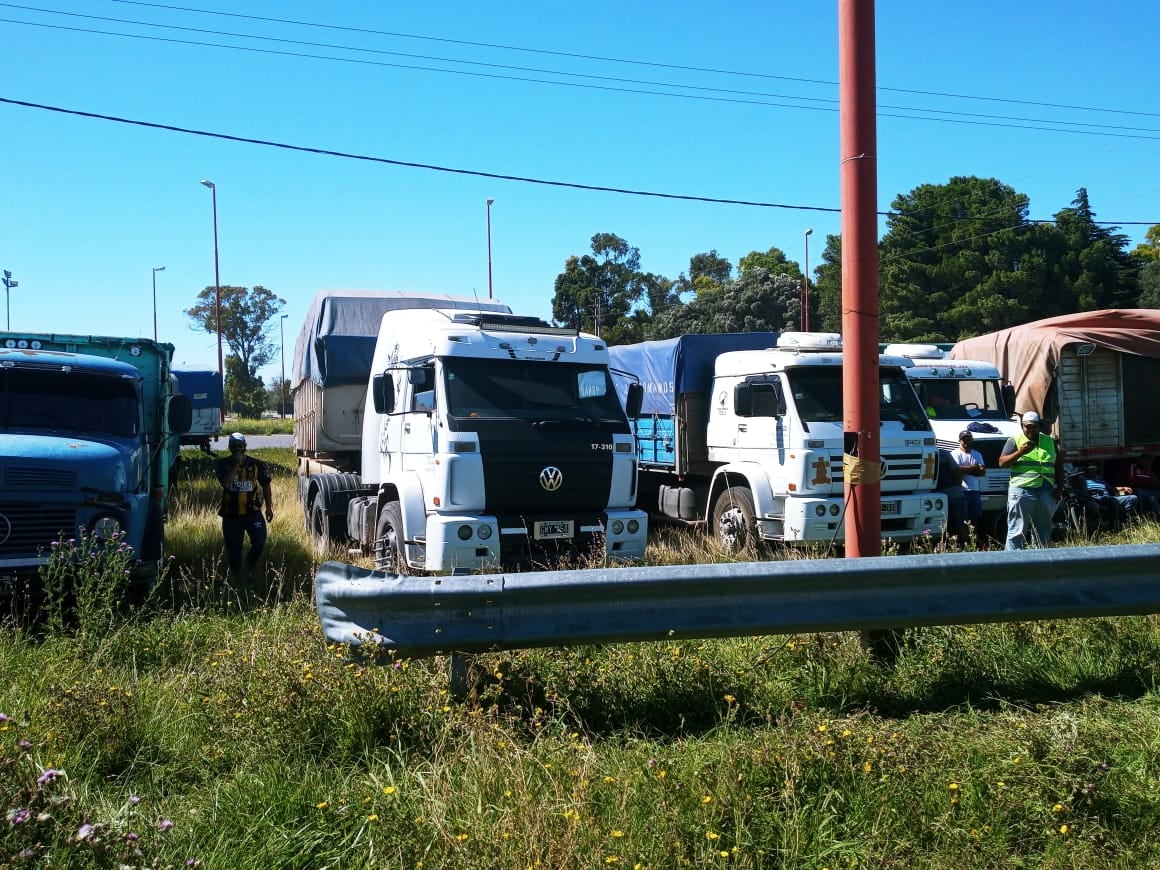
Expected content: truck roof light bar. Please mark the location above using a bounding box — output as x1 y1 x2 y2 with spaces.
449 312 579 337
777 332 843 351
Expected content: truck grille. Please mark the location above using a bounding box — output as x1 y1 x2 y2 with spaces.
0 503 78 558
4 466 80 489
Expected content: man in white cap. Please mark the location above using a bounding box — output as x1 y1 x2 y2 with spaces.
998 411 1064 549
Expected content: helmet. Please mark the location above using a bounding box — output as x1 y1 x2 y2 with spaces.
227 432 247 451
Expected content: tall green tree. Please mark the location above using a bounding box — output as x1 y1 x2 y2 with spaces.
811 234 843 334
674 250 734 298
738 246 799 281
878 176 1035 341
1131 225 1160 263
646 268 800 340
1138 260 1160 309
224 354 267 419
185 285 285 382
1051 188 1136 310
551 234 645 344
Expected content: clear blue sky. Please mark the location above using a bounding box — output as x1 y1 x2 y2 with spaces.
3 1 1158 384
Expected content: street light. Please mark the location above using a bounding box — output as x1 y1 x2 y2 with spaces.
486 198 494 299
151 266 166 341
2 270 17 330
279 313 288 419
199 179 226 421
803 228 814 332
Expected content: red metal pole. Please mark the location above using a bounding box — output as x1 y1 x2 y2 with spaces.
839 0 881 558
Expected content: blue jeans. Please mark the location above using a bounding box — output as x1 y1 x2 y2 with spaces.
1005 484 1056 550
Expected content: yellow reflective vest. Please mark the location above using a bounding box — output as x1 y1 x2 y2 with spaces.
1009 433 1058 490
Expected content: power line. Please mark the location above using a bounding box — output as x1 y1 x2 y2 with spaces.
109 0 1160 121
2 95 1155 228
4 9 1160 139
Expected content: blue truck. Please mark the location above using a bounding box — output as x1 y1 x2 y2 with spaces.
0 332 192 597
174 368 223 453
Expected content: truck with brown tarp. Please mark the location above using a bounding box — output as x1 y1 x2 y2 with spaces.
951 309 1160 463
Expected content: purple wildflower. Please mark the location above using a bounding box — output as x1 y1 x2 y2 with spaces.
36 768 60 785
9 808 31 825
127 832 139 842
158 818 174 831
128 795 141 805
18 739 31 749
77 823 93 840
0 713 9 723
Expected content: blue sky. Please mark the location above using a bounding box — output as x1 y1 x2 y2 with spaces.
2 1 1158 384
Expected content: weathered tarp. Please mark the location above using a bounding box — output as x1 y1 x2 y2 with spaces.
950 309 1160 418
607 333 779 415
173 369 222 410
291 291 510 389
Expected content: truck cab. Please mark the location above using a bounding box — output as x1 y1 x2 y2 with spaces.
885 343 1020 514
0 334 191 595
351 310 647 572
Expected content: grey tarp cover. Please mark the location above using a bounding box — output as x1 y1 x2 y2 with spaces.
291 290 510 389
607 333 780 415
950 309 1160 418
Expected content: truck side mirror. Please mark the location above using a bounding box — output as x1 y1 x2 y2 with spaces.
625 383 644 419
167 394 193 434
1001 383 1016 417
372 373 395 414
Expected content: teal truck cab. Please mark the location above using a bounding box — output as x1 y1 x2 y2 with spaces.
0 332 192 596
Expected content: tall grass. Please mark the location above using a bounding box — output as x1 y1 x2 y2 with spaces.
2 450 1158 867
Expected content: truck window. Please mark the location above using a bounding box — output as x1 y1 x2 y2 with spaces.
0 369 139 437
443 359 625 422
786 367 929 429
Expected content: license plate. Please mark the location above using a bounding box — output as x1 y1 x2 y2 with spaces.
534 520 574 540
881 501 900 515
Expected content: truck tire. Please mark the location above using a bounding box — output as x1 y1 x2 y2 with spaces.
712 486 756 552
374 501 405 573
309 500 332 554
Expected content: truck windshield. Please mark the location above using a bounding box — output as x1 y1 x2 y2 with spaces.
443 359 625 422
786 366 930 429
0 369 139 437
913 378 1007 420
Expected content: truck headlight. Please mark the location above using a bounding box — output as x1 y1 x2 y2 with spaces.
91 514 122 540
923 499 933 511
611 520 625 535
627 519 640 534
829 504 840 516
477 524 493 540
457 525 473 541
815 505 826 517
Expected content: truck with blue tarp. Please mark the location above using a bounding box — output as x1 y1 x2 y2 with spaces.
608 332 946 549
173 368 223 453
0 332 192 598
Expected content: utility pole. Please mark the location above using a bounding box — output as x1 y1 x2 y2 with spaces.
3 270 18 330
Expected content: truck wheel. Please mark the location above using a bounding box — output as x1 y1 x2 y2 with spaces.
712 486 756 552
309 500 331 554
374 501 405 573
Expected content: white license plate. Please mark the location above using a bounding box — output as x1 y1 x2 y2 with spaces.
881 501 900 515
534 520 574 540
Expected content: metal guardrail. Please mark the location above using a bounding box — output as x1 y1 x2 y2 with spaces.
315 544 1160 659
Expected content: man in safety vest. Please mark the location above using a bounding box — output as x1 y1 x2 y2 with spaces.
998 411 1064 549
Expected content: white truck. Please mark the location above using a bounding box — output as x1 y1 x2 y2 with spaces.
607 332 946 549
294 292 647 572
884 344 1020 516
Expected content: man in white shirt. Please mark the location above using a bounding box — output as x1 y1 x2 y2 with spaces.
950 430 986 545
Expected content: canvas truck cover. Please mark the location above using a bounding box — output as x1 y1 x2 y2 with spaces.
292 290 511 389
607 333 780 416
950 309 1160 420
173 369 222 410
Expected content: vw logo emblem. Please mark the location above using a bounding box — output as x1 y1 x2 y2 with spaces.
539 466 564 492
880 459 889 480
0 513 10 546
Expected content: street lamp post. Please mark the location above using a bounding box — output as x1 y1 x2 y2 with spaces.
486 198 494 299
199 179 226 421
803 228 814 332
279 313 288 419
151 266 166 341
2 270 17 330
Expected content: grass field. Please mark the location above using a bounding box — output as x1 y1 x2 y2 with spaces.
2 448 1158 868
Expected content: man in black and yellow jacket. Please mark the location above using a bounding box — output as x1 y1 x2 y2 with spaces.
216 432 274 582
998 411 1064 550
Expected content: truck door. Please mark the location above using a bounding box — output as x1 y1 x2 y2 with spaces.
734 376 784 456
400 364 438 476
